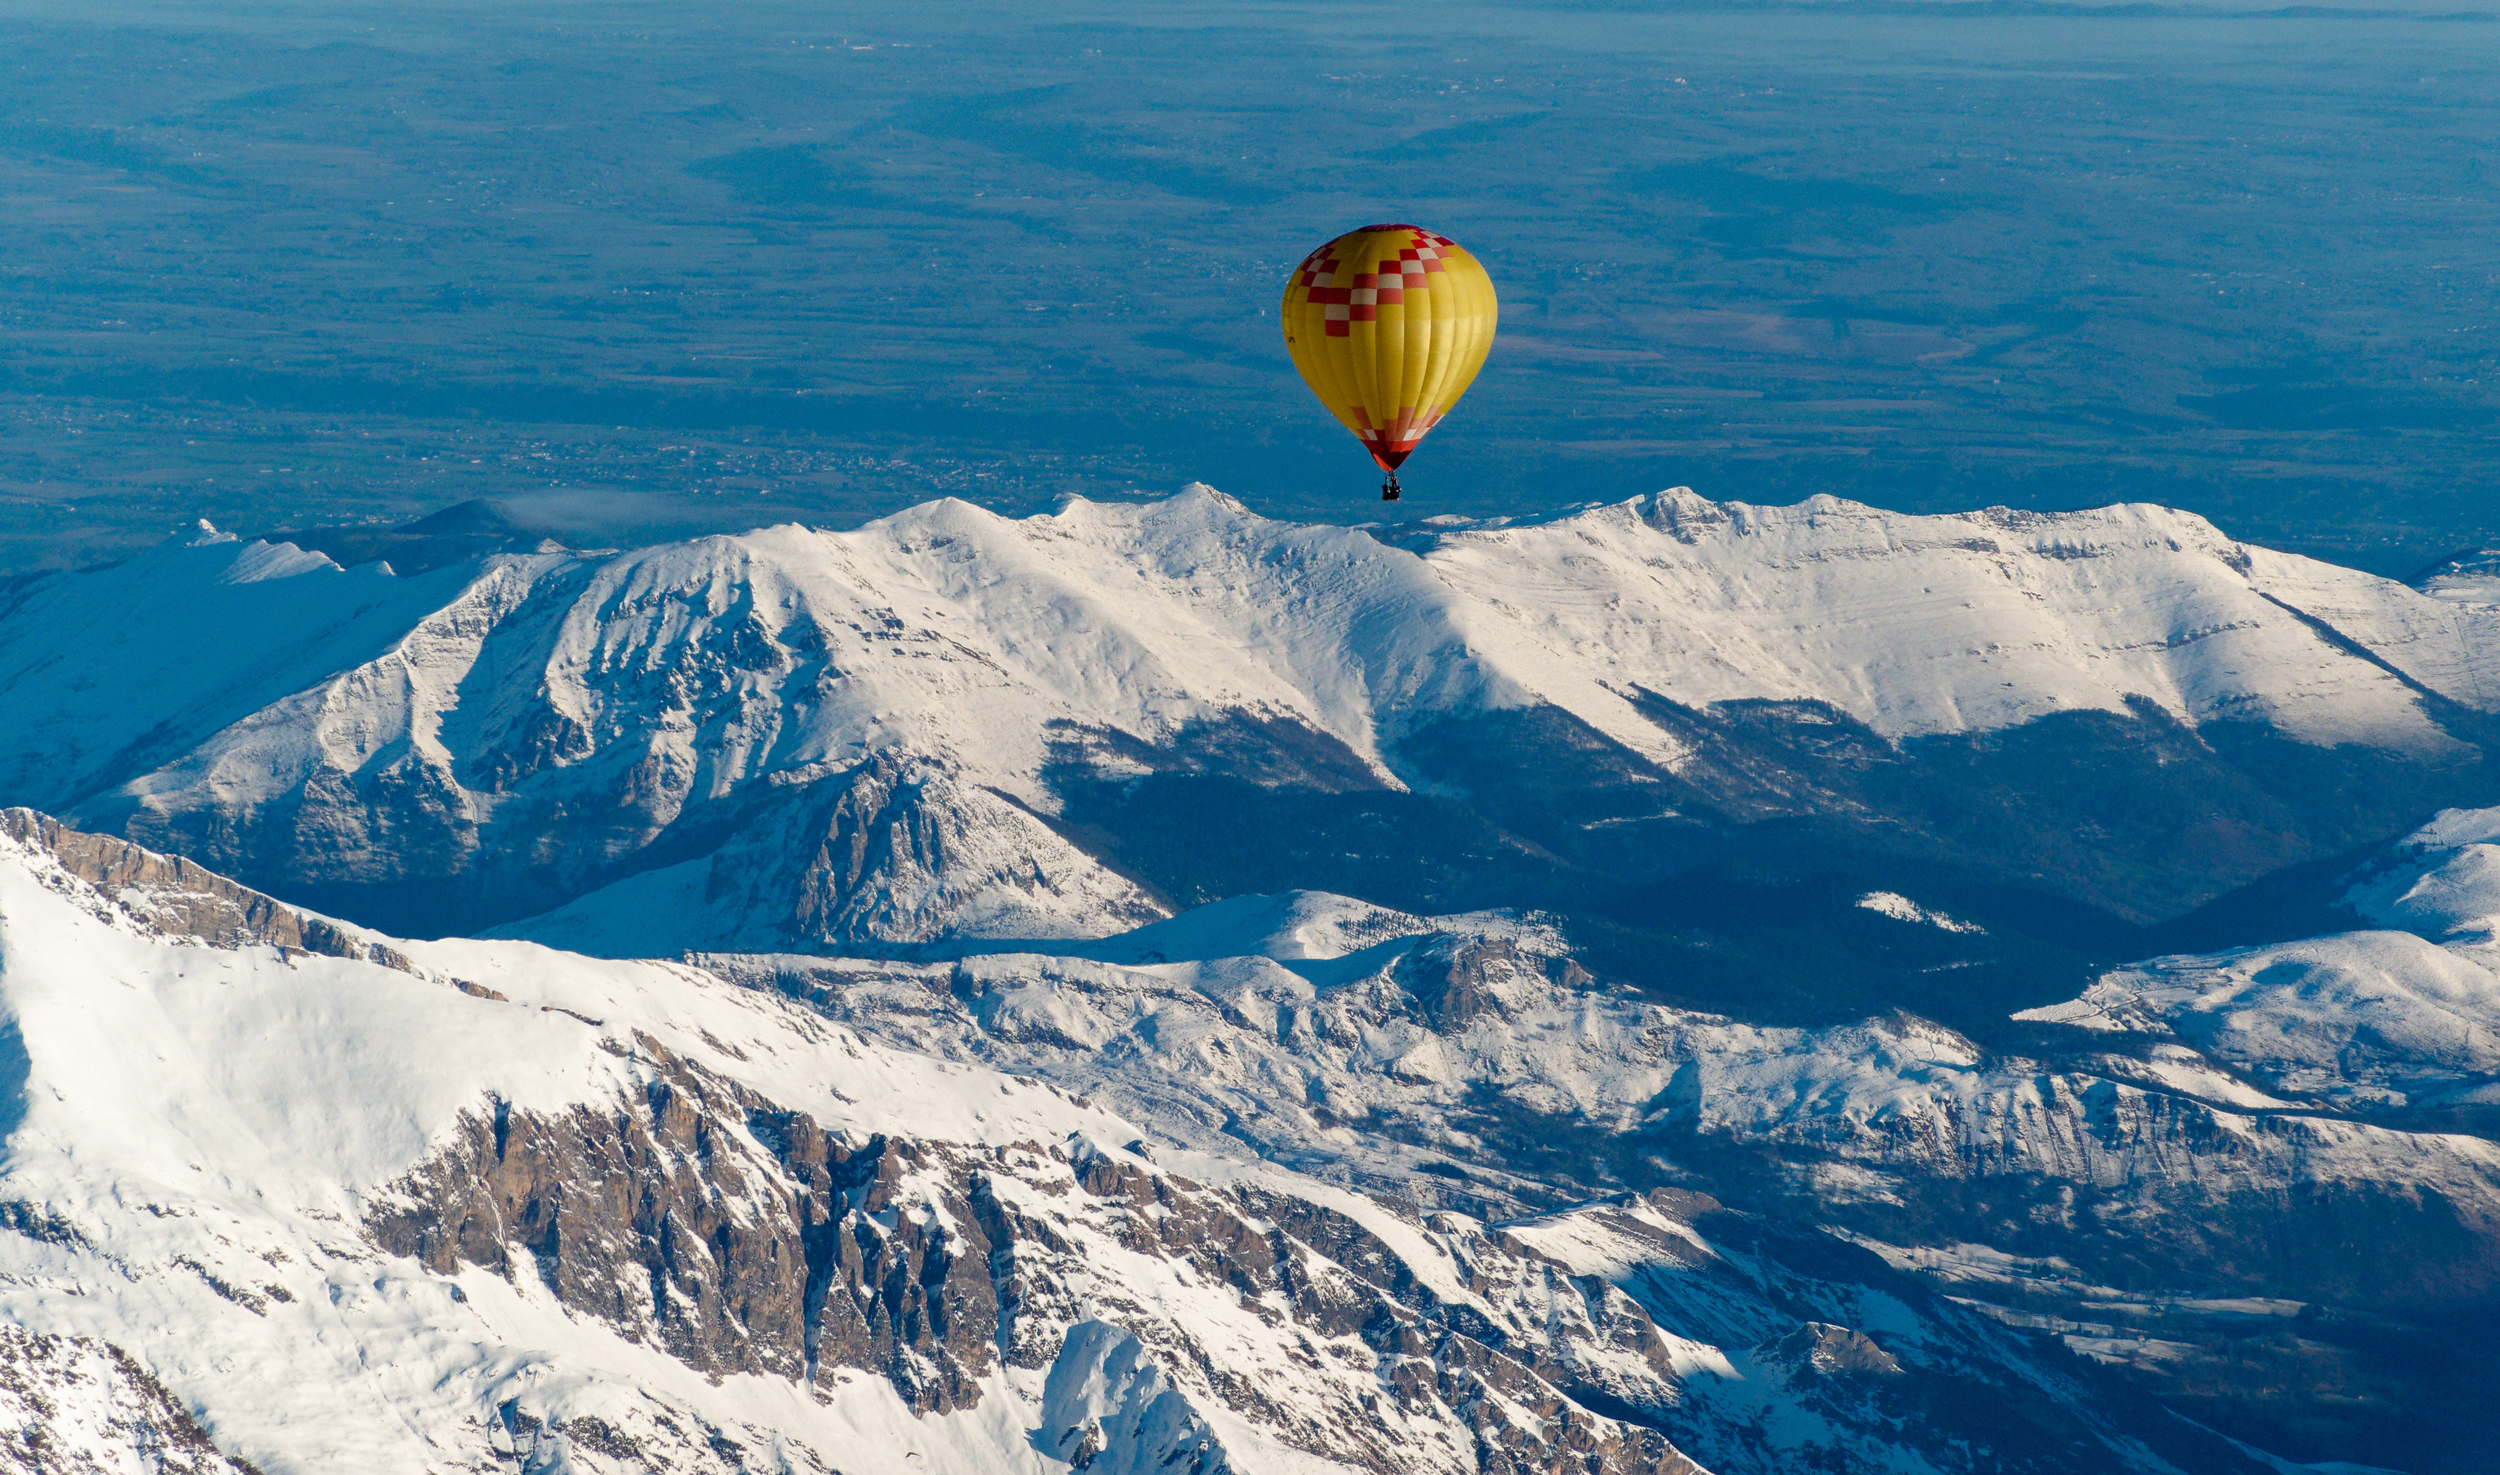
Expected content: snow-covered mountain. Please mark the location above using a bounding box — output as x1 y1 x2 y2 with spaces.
5 488 2500 948
10 489 2500 1469
695 888 2500 1320
0 813 2323 1475
2026 803 2500 1118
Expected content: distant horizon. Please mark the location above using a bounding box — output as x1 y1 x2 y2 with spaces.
5 0 2493 579
109 478 2484 592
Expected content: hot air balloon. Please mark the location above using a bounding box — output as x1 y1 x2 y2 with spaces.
1279 224 1497 501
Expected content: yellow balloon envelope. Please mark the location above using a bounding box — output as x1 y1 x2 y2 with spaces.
1279 224 1497 497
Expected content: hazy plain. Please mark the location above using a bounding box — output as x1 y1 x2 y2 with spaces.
2 0 2495 572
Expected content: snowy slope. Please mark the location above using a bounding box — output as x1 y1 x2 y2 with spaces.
0 522 520 811
2022 928 2500 1111
8 487 2498 948
2017 804 2500 1111
38 488 2500 791
2343 803 2500 946
2 819 2302 1475
709 888 2500 1330
0 1324 260 1475
489 754 1168 955
1425 492 2497 756
0 815 1616 1474
2414 547 2500 606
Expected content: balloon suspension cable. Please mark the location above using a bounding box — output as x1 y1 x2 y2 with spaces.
1380 469 1402 502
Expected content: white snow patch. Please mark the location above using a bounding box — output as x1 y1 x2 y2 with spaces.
1855 891 1985 934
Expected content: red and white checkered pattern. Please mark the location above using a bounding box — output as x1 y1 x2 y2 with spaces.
1294 228 1456 337
1349 404 1446 455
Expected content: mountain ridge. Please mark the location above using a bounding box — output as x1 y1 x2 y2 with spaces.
7 486 2499 955
0 811 2317 1475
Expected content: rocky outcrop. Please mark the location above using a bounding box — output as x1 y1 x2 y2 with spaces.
367 1037 818 1386
0 808 411 970
364 1034 1714 1472
366 1034 999 1409
0 1325 264 1475
355 1012 2241 1474
447 751 1171 955
1396 934 1590 1030
0 813 2309 1474
730 911 2500 1327
1756 1322 1905 1381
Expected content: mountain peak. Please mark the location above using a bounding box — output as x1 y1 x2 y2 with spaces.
12 483 2500 951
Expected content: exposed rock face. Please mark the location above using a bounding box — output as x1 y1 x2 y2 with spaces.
0 807 411 970
1757 1322 1905 1381
462 752 1170 956
364 1035 1703 1471
1640 488 1732 544
24 487 2500 951
349 1011 2257 1474
1042 1159 1703 1475
367 1033 1005 1411
368 1037 823 1388
0 1325 263 1475
1399 935 1557 1029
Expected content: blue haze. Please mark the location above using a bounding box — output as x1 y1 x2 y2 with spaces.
0 0 2494 571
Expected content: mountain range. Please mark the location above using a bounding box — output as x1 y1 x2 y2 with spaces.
4 487 2498 1472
